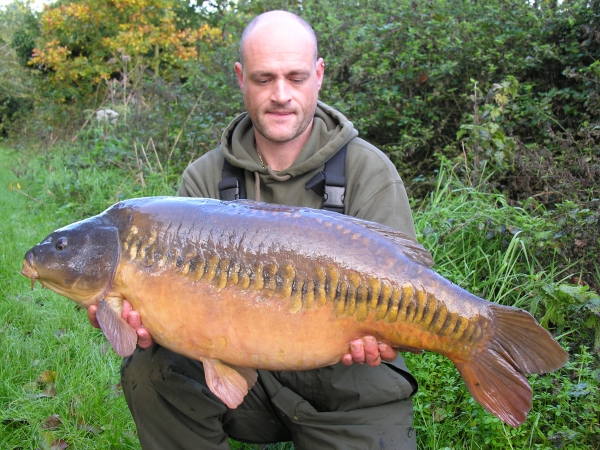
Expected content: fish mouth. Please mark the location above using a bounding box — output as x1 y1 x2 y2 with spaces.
21 252 39 290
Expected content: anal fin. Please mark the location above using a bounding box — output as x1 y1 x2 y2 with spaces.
96 299 137 357
202 358 257 409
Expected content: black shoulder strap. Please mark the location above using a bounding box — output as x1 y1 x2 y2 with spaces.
220 143 348 212
219 158 246 200
305 143 348 214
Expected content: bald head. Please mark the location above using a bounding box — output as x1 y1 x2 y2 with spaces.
239 11 318 66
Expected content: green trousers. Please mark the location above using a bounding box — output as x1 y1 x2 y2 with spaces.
121 344 417 449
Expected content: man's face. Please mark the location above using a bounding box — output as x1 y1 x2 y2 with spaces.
235 25 324 144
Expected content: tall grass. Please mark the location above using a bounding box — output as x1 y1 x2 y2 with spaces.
409 163 599 449
1 144 598 449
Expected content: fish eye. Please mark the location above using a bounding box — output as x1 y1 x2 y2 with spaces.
55 237 68 251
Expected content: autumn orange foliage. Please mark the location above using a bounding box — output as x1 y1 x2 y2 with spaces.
31 0 222 93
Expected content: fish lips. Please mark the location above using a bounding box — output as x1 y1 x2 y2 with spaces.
21 252 39 289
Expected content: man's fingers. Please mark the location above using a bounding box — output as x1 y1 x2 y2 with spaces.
127 310 142 330
122 299 133 319
89 300 155 350
342 336 398 367
363 336 382 366
350 340 366 364
127 309 155 349
340 354 354 366
136 327 154 349
87 304 100 328
378 342 398 362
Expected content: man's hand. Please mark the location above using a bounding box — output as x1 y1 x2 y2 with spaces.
341 336 398 366
87 300 154 350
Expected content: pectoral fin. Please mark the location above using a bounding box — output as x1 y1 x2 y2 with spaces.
202 358 257 409
96 299 137 357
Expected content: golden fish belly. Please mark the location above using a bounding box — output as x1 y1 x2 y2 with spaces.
113 249 491 371
116 264 366 369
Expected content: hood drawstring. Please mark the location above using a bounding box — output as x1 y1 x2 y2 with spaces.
254 171 260 201
253 167 291 202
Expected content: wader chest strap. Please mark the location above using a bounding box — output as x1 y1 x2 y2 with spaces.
220 142 348 212
219 158 246 200
305 143 348 214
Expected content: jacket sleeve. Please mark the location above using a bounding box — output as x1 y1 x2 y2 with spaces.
176 149 225 199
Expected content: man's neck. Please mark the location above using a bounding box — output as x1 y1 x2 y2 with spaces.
254 122 313 171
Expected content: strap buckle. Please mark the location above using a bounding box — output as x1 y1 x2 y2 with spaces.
218 178 242 200
323 185 345 213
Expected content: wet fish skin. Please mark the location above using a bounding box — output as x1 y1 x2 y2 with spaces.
21 197 568 426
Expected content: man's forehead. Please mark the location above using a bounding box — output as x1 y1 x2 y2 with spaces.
247 62 314 77
240 16 317 64
248 65 312 78
243 39 316 70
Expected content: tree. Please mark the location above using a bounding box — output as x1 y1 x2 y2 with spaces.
0 1 38 135
30 0 221 100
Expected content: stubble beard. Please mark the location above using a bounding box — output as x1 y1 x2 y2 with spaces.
250 105 315 144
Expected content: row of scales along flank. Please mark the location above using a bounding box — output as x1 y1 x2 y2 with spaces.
121 223 487 347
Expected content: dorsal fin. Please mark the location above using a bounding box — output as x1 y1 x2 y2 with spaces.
347 218 434 268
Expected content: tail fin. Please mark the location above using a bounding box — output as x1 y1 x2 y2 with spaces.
453 304 568 427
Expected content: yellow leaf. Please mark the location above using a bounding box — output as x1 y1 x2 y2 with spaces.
37 370 58 384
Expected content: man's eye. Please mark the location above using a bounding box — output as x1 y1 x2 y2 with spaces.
291 79 305 84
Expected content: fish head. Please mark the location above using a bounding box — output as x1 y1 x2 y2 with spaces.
21 217 120 307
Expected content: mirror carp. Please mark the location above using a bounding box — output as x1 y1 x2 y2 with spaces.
21 197 568 426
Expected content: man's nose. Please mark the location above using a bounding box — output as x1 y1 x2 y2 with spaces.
271 79 292 104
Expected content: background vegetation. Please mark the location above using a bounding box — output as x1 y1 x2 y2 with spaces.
1 0 598 448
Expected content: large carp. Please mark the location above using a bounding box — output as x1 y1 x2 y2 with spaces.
21 197 567 426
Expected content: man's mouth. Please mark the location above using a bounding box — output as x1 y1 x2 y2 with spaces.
266 110 294 116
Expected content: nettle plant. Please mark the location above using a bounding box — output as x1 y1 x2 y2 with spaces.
457 76 519 182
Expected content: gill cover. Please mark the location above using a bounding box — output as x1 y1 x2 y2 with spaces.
24 217 120 303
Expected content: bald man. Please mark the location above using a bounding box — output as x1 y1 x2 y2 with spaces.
116 11 419 449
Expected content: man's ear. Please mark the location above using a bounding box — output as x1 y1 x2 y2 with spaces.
234 62 244 90
316 58 325 90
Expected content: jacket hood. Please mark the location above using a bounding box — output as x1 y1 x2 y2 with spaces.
220 101 359 178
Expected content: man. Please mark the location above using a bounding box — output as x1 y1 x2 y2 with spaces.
89 10 418 449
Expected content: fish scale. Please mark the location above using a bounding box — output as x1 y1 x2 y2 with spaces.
21 196 568 427
127 218 491 350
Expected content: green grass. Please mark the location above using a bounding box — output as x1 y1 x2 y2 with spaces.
1 144 598 449
408 165 600 449
0 148 139 448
